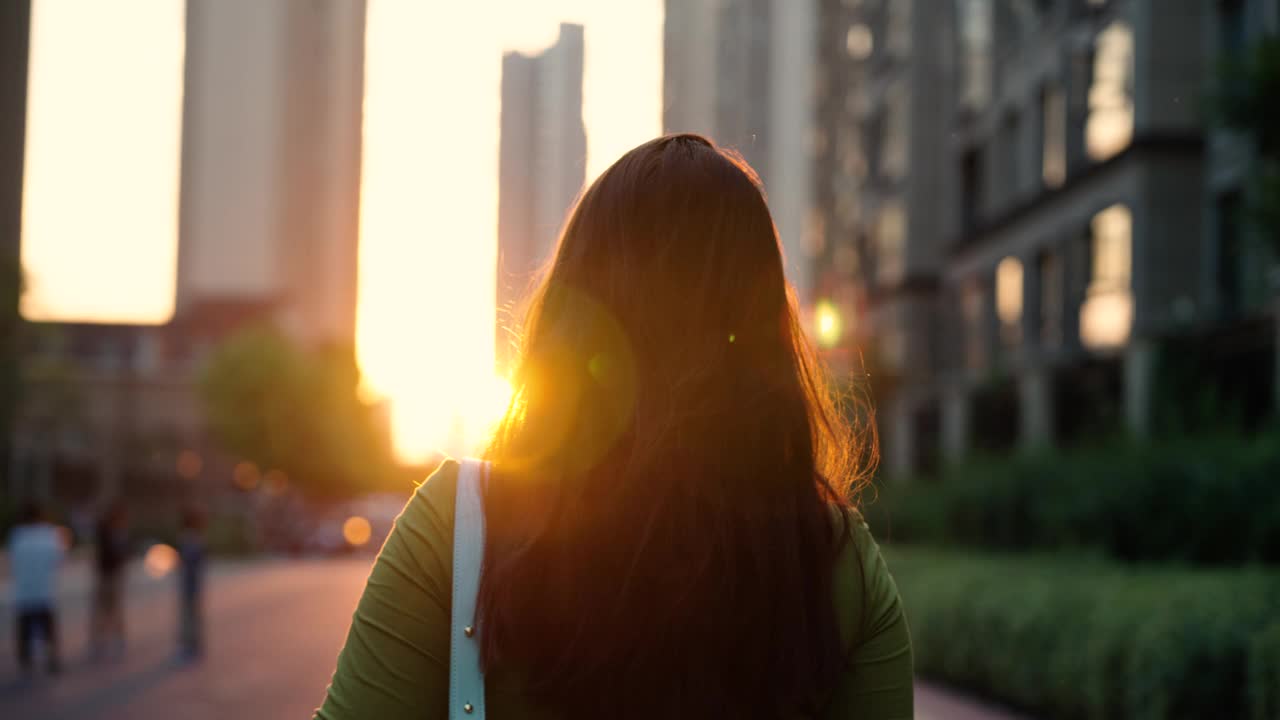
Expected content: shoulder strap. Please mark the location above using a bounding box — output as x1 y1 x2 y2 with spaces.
450 459 487 718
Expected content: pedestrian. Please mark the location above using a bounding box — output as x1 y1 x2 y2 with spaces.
315 135 912 719
176 504 208 662
8 502 65 676
89 500 130 661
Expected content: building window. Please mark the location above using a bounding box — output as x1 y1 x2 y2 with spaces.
875 201 907 285
887 0 913 56
960 146 984 234
809 127 830 157
1079 204 1134 349
1001 111 1024 203
880 326 906 373
1041 83 1067 188
845 87 864 117
1086 20 1134 163
882 82 910 181
847 23 874 60
957 0 994 112
1219 0 1246 59
962 280 987 371
838 126 867 180
803 208 827 258
996 256 1024 348
1039 249 1063 348
1009 0 1040 51
1216 189 1243 315
834 241 859 276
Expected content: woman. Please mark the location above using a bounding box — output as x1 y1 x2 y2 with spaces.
317 135 912 719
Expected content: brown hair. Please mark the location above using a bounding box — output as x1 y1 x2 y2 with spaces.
479 134 875 718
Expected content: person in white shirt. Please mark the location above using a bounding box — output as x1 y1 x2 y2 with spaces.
9 503 66 675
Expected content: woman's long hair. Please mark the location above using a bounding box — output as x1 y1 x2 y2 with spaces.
478 134 875 718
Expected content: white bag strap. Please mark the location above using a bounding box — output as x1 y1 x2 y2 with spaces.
450 459 487 718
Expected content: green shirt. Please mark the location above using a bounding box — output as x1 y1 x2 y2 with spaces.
316 460 913 719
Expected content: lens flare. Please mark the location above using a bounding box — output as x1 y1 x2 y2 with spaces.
814 299 843 349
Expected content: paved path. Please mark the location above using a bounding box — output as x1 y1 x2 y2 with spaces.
915 682 1031 720
1 557 1030 719
0 558 369 720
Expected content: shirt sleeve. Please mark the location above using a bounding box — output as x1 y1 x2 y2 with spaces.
825 511 914 720
315 460 459 720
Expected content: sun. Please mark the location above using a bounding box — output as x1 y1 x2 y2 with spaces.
378 371 513 464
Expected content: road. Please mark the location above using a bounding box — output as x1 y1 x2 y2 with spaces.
0 558 1027 719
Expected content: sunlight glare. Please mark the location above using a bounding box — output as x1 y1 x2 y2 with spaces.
359 1 660 462
20 0 185 323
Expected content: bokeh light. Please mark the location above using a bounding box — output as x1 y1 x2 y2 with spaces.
233 461 261 491
342 516 373 547
263 469 289 496
144 543 179 578
176 449 202 480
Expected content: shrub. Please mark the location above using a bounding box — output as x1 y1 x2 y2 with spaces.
1250 621 1280 720
865 432 1280 566
888 546 1280 720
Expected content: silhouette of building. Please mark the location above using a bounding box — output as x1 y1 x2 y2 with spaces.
176 0 366 353
0 0 30 497
661 0 815 303
10 1 372 507
496 23 586 365
662 0 719 136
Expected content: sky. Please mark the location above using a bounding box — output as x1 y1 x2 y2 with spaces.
19 0 664 462
20 0 185 322
358 1 663 460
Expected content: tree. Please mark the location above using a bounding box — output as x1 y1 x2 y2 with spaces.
199 325 397 499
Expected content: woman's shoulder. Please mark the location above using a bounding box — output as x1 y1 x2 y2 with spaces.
385 458 463 559
413 457 462 511
828 503 903 648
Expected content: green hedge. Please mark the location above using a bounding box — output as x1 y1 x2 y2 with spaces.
888 547 1280 720
866 433 1280 565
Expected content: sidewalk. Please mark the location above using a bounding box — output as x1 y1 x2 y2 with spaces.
916 681 1033 720
3 554 1036 719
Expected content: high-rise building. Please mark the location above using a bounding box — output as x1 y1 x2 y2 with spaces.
662 0 815 303
662 0 719 135
496 23 586 363
930 0 1213 469
10 1 371 505
0 0 30 489
175 0 366 352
